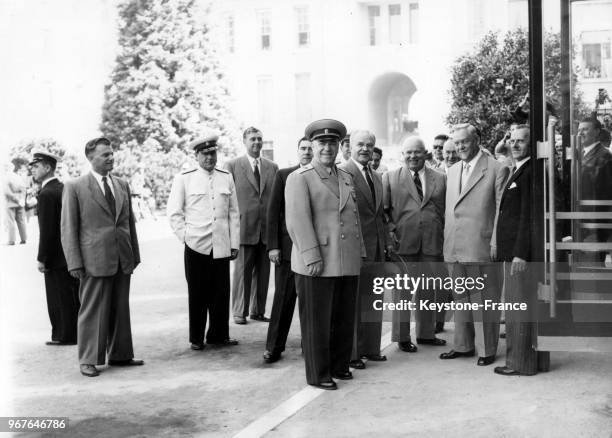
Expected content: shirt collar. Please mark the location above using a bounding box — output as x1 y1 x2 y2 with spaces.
583 142 599 156
409 167 425 177
351 157 369 171
41 176 57 188
514 156 530 171
463 149 482 168
91 169 111 183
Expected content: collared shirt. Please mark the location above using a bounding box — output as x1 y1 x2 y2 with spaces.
41 176 58 189
461 149 483 182
91 170 115 197
583 142 599 157
409 167 426 195
514 156 530 172
350 157 371 181
248 155 261 173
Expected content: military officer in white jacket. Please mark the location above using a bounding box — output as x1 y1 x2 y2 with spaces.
167 135 240 350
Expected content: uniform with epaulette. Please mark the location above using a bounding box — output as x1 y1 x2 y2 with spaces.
167 136 240 349
285 119 365 390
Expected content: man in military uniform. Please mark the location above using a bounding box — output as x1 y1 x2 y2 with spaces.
285 119 365 390
167 136 240 350
30 151 80 345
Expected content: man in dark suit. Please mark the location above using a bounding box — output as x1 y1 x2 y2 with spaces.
263 137 313 363
340 130 387 369
285 119 365 390
61 137 142 377
224 127 279 324
494 125 549 376
383 136 447 352
29 151 79 345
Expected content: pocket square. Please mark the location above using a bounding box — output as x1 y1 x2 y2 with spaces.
509 182 517 189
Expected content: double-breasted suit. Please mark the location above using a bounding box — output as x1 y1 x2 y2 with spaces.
340 158 386 360
37 178 80 343
285 162 365 384
61 172 140 365
444 152 509 357
224 155 279 319
383 165 447 342
265 165 300 356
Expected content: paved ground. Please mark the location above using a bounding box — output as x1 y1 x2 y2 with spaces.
1 218 612 437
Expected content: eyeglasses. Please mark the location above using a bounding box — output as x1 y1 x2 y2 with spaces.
433 145 443 150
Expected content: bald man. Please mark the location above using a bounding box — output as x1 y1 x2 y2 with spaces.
383 136 447 352
442 139 460 173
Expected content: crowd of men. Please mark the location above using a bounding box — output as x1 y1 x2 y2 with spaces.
17 114 611 388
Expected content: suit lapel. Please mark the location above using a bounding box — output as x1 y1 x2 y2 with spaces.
260 158 271 194
313 163 339 198
111 176 124 222
239 155 259 195
88 173 113 218
583 142 601 163
456 154 487 205
501 160 529 204
400 166 421 205
422 167 436 206
347 159 374 210
373 170 383 211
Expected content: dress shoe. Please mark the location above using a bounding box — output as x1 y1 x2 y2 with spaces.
46 340 76 346
108 359 145 366
263 350 281 363
500 332 506 339
208 338 239 346
417 337 447 346
311 381 337 390
80 364 99 377
234 316 247 325
494 366 529 376
349 359 366 369
477 355 495 366
250 314 270 322
190 343 205 351
439 349 475 359
332 370 353 380
398 341 417 353
361 354 387 361
435 322 445 334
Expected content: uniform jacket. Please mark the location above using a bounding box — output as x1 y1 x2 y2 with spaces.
37 178 68 270
224 155 278 246
166 167 240 259
339 159 387 262
444 153 509 263
383 165 446 256
266 165 299 262
497 159 531 262
285 162 366 277
61 173 140 277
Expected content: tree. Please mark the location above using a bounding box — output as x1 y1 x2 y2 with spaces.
100 0 241 206
8 138 86 180
446 28 590 150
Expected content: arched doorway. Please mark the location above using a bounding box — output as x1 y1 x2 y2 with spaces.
368 73 417 147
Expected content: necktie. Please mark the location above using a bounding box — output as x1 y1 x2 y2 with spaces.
460 163 470 192
363 166 376 204
413 171 423 201
253 159 261 191
102 176 116 218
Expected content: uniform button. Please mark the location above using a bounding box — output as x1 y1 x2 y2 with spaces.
340 222 344 226
355 234 359 238
341 234 345 239
355 221 358 225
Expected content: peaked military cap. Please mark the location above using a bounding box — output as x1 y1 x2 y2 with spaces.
189 135 219 153
29 150 60 166
305 119 347 142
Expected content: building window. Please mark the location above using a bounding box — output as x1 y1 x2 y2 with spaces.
257 76 273 125
226 14 234 53
408 2 419 44
257 10 271 50
296 7 310 47
295 73 312 123
388 4 401 44
582 42 611 79
368 5 380 46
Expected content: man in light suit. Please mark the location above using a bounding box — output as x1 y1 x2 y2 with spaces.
383 137 447 352
493 125 549 376
263 137 313 363
440 123 509 366
340 130 387 369
61 137 142 377
285 119 365 390
167 135 240 351
224 127 279 324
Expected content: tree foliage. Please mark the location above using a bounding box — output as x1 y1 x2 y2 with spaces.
447 28 590 150
100 0 241 206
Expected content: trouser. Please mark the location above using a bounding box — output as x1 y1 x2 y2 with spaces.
44 268 80 343
351 261 383 359
265 260 297 354
232 242 271 318
5 206 27 243
296 274 357 385
448 262 502 357
185 245 231 344
391 253 442 342
77 271 134 365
